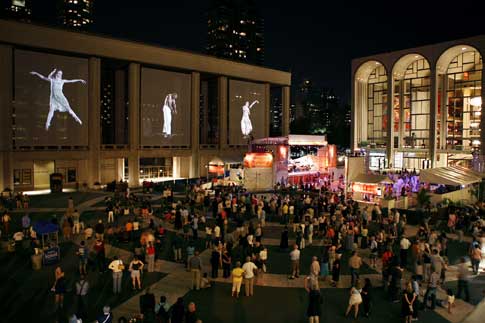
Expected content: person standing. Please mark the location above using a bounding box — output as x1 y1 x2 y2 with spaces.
146 241 156 273
170 297 185 323
75 274 89 320
155 295 171 323
95 220 105 241
231 261 245 298
188 251 202 290
305 276 321 323
2 211 11 237
222 248 232 278
242 256 258 296
310 256 320 278
280 225 289 250
139 287 156 322
94 239 106 273
72 209 81 235
289 244 301 279
331 256 341 287
108 256 124 294
172 233 183 263
129 255 144 290
77 240 88 275
402 282 416 323
349 251 362 287
210 247 221 278
471 244 482 275
424 271 439 310
52 266 66 311
21 213 31 236
457 257 470 302
400 235 411 268
361 278 372 318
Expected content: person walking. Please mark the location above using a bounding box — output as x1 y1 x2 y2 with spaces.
170 297 185 323
222 248 232 278
231 261 245 298
95 220 105 241
471 244 482 275
75 274 89 320
345 284 362 319
400 235 411 268
242 256 258 296
289 244 301 279
94 239 106 273
139 287 156 322
310 256 320 278
188 251 202 290
424 271 439 310
129 255 144 290
108 256 124 294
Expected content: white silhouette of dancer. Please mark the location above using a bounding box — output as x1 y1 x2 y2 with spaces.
241 100 259 136
162 93 177 137
30 69 86 130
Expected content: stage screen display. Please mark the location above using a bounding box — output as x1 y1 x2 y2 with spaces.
14 50 89 146
229 80 265 145
141 68 191 146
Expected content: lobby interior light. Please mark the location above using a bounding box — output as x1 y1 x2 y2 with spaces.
472 140 481 146
470 96 482 107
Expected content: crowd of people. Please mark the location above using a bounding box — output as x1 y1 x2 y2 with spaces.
1 178 484 322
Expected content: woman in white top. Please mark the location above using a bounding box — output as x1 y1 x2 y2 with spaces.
345 285 363 319
162 93 177 137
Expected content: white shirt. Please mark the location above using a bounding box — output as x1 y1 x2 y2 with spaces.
400 238 411 250
242 261 258 279
214 226 221 238
290 249 301 261
109 259 124 273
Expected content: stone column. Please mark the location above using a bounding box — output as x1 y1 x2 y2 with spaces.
281 86 290 136
0 45 13 190
429 66 437 168
128 63 140 187
478 65 485 172
218 76 228 149
88 57 101 186
386 76 393 168
264 83 271 137
190 72 200 178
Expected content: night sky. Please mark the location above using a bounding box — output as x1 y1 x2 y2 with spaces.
35 0 485 103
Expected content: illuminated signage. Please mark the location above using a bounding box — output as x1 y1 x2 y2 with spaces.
352 183 379 195
244 153 273 168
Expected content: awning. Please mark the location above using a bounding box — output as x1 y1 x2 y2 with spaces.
351 173 393 184
419 167 482 186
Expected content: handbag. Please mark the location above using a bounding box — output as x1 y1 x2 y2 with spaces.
118 260 125 271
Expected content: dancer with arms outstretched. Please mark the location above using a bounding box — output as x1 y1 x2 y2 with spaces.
30 69 85 130
241 100 259 137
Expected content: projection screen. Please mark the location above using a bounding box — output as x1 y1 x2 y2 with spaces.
14 49 89 146
141 68 191 146
228 79 265 145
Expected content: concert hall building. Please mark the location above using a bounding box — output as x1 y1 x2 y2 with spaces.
351 36 485 171
0 19 291 191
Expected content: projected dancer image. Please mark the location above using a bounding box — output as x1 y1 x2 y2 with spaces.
241 100 259 137
162 93 178 137
30 69 86 130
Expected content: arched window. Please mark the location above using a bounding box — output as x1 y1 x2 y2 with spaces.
366 65 388 146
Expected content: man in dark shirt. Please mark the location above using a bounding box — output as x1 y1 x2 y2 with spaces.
140 287 156 321
185 302 202 323
95 220 105 241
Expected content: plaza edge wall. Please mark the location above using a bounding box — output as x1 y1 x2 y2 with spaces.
351 34 485 168
0 20 291 190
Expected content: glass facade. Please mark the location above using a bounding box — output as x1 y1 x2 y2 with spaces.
444 51 482 151
367 65 387 146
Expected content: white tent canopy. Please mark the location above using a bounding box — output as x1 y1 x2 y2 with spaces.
419 167 482 186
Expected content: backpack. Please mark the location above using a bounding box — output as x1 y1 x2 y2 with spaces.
157 303 170 322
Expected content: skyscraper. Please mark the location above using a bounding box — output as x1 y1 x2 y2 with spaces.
58 0 93 29
2 0 32 21
207 0 264 65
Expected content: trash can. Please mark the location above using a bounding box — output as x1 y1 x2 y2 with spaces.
32 254 42 270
